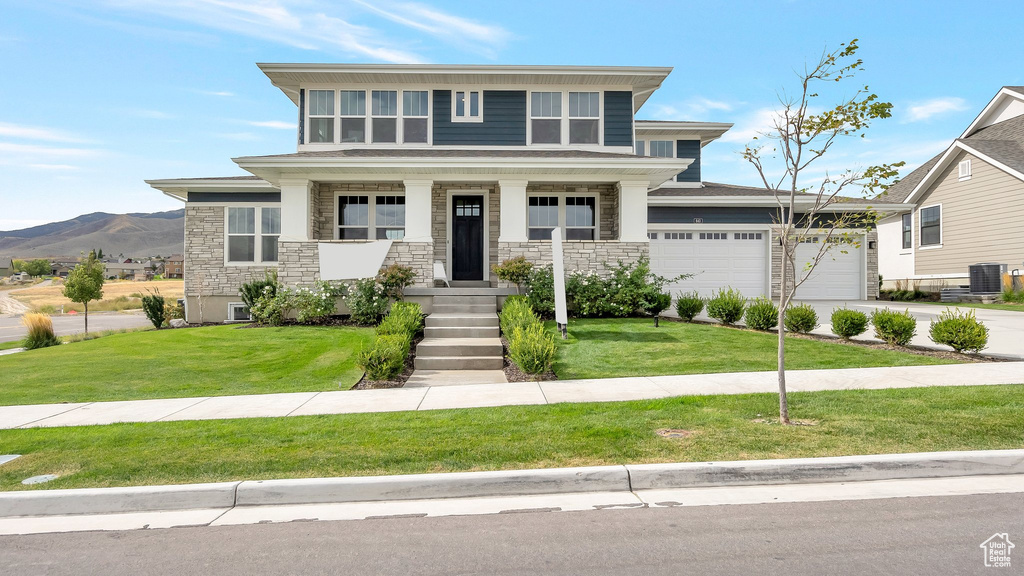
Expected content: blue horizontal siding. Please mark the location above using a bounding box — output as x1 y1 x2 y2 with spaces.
433 90 526 146
676 140 701 183
603 91 633 147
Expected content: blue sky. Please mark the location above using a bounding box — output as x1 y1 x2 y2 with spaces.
1 0 1022 230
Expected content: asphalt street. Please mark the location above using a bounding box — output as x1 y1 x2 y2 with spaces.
2 493 1020 575
0 312 151 343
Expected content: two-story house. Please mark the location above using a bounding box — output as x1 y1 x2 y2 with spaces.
148 63 895 323
165 254 184 279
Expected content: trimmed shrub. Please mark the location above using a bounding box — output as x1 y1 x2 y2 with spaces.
706 287 746 325
500 296 537 337
346 278 389 325
871 308 917 346
674 292 704 322
292 280 346 324
240 270 278 310
377 264 416 300
744 297 778 331
377 302 424 338
21 313 60 350
831 308 868 339
492 256 534 293
508 323 556 376
647 293 673 326
524 264 555 317
784 303 819 333
929 308 989 353
357 334 409 381
141 291 166 328
250 287 289 326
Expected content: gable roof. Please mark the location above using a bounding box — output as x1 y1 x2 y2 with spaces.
880 154 942 203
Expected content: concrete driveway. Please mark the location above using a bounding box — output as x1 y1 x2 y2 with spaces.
0 311 152 343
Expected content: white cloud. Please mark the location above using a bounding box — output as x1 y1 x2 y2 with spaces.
247 120 294 129
903 97 969 123
200 90 235 97
719 107 782 144
0 122 93 144
352 0 511 57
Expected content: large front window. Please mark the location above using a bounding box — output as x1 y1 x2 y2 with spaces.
528 195 597 240
568 92 599 144
565 197 596 240
528 196 558 240
338 195 405 240
227 206 280 263
531 91 562 144
920 205 941 247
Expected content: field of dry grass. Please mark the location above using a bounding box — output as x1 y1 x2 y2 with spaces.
11 279 184 313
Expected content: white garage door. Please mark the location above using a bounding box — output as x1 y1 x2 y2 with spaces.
650 230 768 299
793 236 864 300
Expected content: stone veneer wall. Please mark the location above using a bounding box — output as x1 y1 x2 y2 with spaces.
525 183 618 240
770 228 879 299
277 240 434 288
497 241 649 284
184 205 270 297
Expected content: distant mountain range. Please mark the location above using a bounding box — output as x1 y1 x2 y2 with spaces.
0 210 184 260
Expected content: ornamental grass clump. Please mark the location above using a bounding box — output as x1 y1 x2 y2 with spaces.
499 296 537 337
674 292 704 322
706 287 746 325
783 303 819 334
21 313 60 350
929 308 989 353
376 302 423 338
831 308 868 339
357 334 409 381
744 297 778 331
508 323 556 376
871 307 917 346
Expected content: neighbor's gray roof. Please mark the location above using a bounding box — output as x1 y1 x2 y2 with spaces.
236 148 650 161
878 154 942 204
649 182 812 197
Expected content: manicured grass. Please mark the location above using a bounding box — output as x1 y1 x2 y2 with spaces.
0 341 23 351
548 318 957 380
0 324 374 405
916 301 1024 313
0 385 1021 491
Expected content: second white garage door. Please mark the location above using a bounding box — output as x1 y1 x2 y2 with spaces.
650 230 768 299
793 235 865 300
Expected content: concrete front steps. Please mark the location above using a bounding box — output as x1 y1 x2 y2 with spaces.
413 294 505 374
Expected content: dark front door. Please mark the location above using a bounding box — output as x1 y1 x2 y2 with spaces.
452 195 484 281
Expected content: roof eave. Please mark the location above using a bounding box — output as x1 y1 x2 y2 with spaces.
648 195 913 211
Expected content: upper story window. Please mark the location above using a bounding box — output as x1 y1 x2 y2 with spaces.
338 195 405 240
308 90 334 143
568 92 600 144
371 90 398 144
958 159 972 181
531 91 562 144
340 90 367 143
920 205 941 247
649 140 673 158
227 207 280 264
635 140 645 156
901 213 912 250
403 91 429 143
453 90 482 122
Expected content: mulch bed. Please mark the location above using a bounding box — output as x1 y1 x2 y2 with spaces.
501 336 557 382
352 335 422 390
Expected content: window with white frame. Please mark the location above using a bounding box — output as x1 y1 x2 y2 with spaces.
565 197 596 240
308 90 335 143
568 92 600 144
371 90 398 144
528 196 559 240
920 205 941 246
528 195 598 240
227 207 280 263
531 91 562 144
337 195 405 240
649 140 673 158
958 159 972 180
340 90 366 143
453 90 482 122
635 140 645 156
403 90 429 143
902 213 912 249
228 302 252 322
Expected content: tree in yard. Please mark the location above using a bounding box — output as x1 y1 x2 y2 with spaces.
63 252 105 333
17 259 51 277
742 39 903 424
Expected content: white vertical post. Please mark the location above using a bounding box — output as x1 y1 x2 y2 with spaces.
279 178 312 242
498 179 529 242
403 179 433 242
618 180 651 242
552 227 568 338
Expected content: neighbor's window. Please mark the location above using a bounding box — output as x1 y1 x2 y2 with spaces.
340 90 366 143
920 205 941 246
528 196 559 240
531 91 562 144
635 140 645 156
308 90 335 143
403 90 429 143
902 213 912 250
453 90 482 122
565 197 596 240
371 90 398 144
375 196 406 239
649 140 673 158
338 195 369 239
568 92 599 144
227 207 279 263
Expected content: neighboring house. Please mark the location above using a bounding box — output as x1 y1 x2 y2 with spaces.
0 258 12 277
49 258 80 277
165 254 184 278
879 86 1024 289
104 261 155 280
148 63 899 323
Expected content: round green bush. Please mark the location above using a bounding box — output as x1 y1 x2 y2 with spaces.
744 297 778 331
831 308 868 339
929 308 988 353
784 304 819 333
675 292 704 321
706 287 746 325
870 307 917 346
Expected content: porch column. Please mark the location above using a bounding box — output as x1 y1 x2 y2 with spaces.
279 178 312 241
618 180 650 242
497 179 528 242
403 179 433 242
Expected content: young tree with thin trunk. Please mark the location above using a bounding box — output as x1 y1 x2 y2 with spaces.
63 251 105 333
742 39 903 424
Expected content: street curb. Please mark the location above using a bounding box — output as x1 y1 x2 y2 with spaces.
1 450 1023 518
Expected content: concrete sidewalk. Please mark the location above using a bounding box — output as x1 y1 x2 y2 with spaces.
2 362 1022 430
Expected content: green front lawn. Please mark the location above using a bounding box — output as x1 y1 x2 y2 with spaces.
917 301 1024 313
550 318 957 380
0 324 374 406
1 385 1021 491
0 341 23 351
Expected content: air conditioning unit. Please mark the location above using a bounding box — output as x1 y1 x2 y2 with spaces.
968 263 1007 294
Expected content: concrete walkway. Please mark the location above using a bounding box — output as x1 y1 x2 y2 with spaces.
1 362 1022 430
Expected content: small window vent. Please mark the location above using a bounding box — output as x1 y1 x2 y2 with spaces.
958 159 972 180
